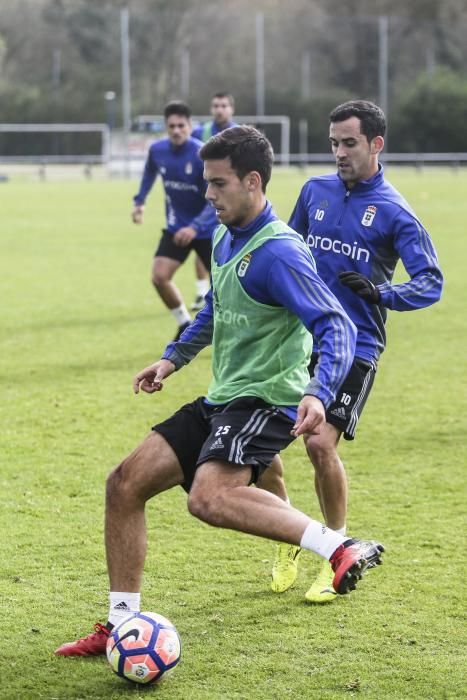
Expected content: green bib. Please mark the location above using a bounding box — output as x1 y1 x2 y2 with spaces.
201 121 214 142
207 220 313 405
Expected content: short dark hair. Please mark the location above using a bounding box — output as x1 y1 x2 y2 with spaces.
199 125 273 192
164 101 191 121
212 92 235 108
329 100 386 142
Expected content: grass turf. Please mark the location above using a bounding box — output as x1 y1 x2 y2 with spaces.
0 167 466 698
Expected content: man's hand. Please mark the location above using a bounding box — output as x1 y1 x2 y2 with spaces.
291 396 325 437
132 204 145 224
133 359 176 394
173 226 196 247
338 271 380 303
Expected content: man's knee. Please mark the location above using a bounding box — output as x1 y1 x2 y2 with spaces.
187 488 225 527
105 456 150 506
152 268 170 287
106 461 130 505
152 258 176 287
305 429 339 469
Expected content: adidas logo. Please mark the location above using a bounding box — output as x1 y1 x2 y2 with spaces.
210 437 224 450
330 406 346 419
114 601 130 610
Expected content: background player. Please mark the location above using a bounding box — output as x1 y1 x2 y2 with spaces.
132 100 217 340
192 91 237 142
262 100 443 603
190 92 238 311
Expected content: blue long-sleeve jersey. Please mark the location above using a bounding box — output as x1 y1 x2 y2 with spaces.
289 165 443 362
133 137 217 239
191 120 238 142
162 202 357 411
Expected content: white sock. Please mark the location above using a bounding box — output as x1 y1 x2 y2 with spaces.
195 279 210 297
108 591 141 627
171 304 191 326
300 520 347 560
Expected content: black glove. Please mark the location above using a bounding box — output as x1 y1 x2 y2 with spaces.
338 271 381 304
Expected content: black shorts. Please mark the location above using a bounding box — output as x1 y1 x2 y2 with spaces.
152 396 295 492
308 353 376 441
155 230 212 271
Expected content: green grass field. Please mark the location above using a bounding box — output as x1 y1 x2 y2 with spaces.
1 167 466 699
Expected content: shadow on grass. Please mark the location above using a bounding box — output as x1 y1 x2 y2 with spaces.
5 310 158 335
1 348 212 386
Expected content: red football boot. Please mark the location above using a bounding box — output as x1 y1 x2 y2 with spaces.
54 623 110 657
330 539 384 594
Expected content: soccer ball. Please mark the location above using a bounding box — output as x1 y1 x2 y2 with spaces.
106 611 181 684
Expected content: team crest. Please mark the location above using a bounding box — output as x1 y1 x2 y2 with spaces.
185 161 193 175
160 166 166 175
361 205 377 227
237 253 252 277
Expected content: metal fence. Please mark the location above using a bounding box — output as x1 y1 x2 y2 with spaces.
1 122 467 175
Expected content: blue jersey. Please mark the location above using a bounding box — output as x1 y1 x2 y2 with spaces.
191 120 238 142
133 136 217 239
162 202 357 411
289 165 443 362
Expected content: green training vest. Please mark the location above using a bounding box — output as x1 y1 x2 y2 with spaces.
207 220 313 405
201 121 214 142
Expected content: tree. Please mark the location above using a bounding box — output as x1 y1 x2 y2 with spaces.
391 67 467 151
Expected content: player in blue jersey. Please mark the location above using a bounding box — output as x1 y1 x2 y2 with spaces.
191 92 237 143
264 100 443 603
190 92 238 311
132 101 217 340
55 126 384 657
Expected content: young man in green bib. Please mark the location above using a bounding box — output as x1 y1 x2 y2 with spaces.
190 92 238 311
55 126 384 657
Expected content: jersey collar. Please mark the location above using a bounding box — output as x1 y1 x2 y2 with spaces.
228 201 278 238
339 163 384 193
